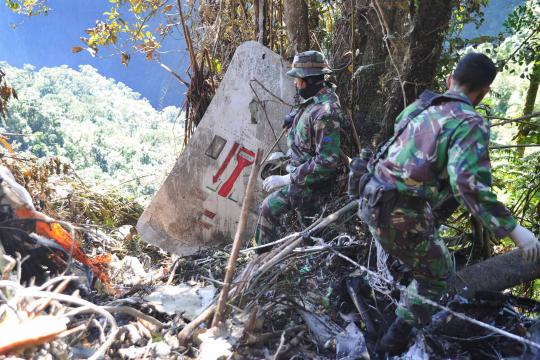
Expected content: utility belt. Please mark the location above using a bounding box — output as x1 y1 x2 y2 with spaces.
358 174 426 227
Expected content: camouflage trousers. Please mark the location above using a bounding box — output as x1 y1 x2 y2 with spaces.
362 199 454 327
254 184 316 247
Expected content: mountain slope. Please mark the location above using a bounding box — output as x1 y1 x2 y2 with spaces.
1 62 183 202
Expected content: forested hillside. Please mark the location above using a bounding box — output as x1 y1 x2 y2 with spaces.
1 62 182 202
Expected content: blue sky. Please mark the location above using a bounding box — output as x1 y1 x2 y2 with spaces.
462 0 523 39
0 1 187 109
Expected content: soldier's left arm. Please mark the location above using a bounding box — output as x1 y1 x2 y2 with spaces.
447 116 517 239
290 110 341 187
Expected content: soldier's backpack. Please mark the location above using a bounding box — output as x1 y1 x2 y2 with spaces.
357 90 472 226
371 90 472 168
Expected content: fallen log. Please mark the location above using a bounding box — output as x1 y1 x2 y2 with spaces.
450 249 540 297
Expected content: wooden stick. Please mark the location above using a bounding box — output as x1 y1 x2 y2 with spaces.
490 144 540 150
176 0 198 74
347 109 362 154
177 304 216 345
346 278 376 336
212 150 263 327
178 201 357 344
252 201 358 282
262 127 288 163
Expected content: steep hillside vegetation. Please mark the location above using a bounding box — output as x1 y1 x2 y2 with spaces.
1 63 183 202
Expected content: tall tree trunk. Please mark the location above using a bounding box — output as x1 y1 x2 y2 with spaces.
283 0 309 59
380 0 453 141
517 62 540 156
255 0 269 46
333 0 453 147
523 63 540 115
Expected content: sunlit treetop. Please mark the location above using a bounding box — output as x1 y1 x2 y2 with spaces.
5 0 184 66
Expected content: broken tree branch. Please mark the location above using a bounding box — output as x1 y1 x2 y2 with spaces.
262 128 288 163
489 111 540 127
490 144 540 150
179 201 357 344
332 249 540 350
252 201 358 282
212 150 262 327
159 63 190 87
177 304 215 345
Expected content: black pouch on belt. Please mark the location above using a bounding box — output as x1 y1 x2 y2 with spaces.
358 176 397 227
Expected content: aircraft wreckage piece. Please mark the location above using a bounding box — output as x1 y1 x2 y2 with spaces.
137 41 295 255
451 248 540 297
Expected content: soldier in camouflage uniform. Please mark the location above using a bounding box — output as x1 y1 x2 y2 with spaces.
254 51 347 250
357 53 540 355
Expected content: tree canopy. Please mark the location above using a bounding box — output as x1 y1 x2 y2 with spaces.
1 62 182 203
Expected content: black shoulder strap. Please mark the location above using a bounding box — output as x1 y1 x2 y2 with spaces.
371 90 470 167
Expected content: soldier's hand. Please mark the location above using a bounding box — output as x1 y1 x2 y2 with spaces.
510 225 540 262
282 109 297 129
263 174 292 193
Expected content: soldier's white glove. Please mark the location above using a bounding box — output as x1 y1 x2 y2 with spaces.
263 174 291 193
510 225 540 262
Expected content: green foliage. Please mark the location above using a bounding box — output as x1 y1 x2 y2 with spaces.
435 0 492 90
6 0 178 65
1 62 183 203
80 0 172 61
433 3 540 299
5 0 49 16
502 0 540 78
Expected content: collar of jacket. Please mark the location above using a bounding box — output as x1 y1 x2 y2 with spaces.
298 86 333 106
442 89 473 107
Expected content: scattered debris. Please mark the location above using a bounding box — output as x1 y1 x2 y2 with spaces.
299 307 344 349
144 284 216 320
118 342 172 359
196 328 235 360
0 97 539 359
335 322 369 360
109 256 149 286
0 316 68 354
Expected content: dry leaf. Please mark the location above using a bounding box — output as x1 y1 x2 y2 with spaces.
162 4 173 13
0 316 68 354
0 136 14 154
121 52 130 67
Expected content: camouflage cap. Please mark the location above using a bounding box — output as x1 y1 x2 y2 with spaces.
287 50 332 78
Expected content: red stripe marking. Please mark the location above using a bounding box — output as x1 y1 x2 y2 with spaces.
203 209 216 219
213 143 240 184
217 147 256 198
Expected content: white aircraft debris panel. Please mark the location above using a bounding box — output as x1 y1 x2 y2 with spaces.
137 41 295 255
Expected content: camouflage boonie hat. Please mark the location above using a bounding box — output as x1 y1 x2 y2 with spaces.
287 50 332 78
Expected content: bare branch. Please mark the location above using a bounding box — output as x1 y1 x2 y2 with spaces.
489 111 540 127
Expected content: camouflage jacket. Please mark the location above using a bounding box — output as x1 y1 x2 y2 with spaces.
287 86 344 187
369 90 517 239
